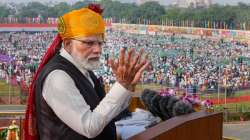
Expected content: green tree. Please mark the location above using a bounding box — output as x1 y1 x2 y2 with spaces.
52 2 71 17
0 4 11 18
72 1 93 10
138 1 166 24
0 0 250 30
18 2 48 18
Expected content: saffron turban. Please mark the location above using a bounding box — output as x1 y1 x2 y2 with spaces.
57 7 105 39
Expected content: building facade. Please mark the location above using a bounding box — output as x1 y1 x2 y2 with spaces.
173 0 212 8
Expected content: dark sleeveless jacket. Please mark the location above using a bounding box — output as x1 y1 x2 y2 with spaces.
35 54 116 140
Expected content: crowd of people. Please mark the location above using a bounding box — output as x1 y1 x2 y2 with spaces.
0 30 249 96
0 17 57 24
0 32 55 95
101 30 250 94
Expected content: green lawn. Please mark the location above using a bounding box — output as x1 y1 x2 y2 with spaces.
200 90 250 100
135 84 250 98
0 80 21 96
0 81 250 103
0 80 249 101
214 102 250 112
135 84 164 92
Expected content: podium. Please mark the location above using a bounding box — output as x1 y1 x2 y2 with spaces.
128 111 223 140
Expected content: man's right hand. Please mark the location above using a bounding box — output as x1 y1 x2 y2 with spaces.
108 47 150 92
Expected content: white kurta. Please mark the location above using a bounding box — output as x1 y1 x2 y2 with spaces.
42 48 132 138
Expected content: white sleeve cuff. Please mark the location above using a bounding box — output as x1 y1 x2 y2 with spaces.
94 82 132 124
105 82 132 104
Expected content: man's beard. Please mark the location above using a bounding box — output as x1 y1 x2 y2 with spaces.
71 53 101 70
80 58 101 70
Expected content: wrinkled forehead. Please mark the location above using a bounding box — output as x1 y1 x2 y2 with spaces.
74 34 104 41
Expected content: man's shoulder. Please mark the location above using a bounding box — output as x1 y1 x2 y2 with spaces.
37 57 73 85
39 55 71 75
45 70 73 86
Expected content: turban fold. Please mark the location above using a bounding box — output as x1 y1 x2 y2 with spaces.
58 7 105 39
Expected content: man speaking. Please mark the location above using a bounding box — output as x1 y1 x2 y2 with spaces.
24 4 149 140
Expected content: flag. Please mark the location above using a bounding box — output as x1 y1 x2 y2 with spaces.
208 20 210 28
216 21 219 29
191 20 194 27
204 20 208 28
219 21 222 29
243 22 246 30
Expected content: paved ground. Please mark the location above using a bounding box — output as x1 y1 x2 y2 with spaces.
224 121 250 140
0 105 25 118
0 105 25 110
0 105 250 140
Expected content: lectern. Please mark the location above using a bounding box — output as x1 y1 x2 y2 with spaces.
128 111 223 140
